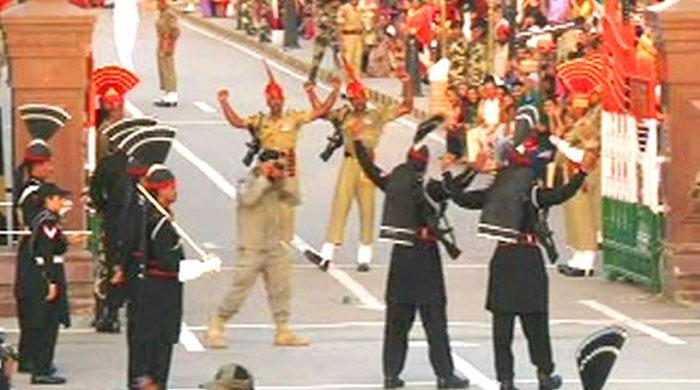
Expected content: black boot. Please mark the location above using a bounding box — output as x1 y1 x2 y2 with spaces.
437 373 470 388
31 374 66 385
499 379 519 390
537 371 562 390
383 376 405 389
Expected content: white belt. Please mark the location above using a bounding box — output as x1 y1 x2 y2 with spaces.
34 256 64 266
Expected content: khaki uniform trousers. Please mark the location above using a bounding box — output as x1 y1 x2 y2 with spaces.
341 34 364 75
217 245 292 326
563 165 601 251
326 157 376 245
157 53 177 93
280 176 299 243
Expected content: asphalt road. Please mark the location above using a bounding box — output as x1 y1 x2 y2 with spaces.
2 8 700 390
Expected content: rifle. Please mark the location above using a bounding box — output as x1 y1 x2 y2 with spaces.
533 207 559 264
242 115 263 166
319 110 348 162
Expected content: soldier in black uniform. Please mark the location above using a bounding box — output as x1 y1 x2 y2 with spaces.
22 183 86 385
12 104 70 374
354 118 469 390
116 127 177 390
89 117 159 333
130 165 214 389
443 146 598 390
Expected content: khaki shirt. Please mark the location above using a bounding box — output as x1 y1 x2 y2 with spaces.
236 172 298 249
337 3 364 32
328 103 401 157
244 110 315 152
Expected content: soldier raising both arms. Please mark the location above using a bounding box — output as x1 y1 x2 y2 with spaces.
354 118 470 389
216 61 340 243
312 60 413 272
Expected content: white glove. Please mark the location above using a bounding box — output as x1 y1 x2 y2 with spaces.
178 259 207 282
203 256 223 274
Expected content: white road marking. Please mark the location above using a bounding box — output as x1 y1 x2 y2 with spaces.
172 140 238 199
166 119 228 125
170 378 700 390
219 263 490 271
410 340 479 348
3 317 695 334
288 236 385 311
579 300 687 345
125 101 238 199
179 322 205 352
451 352 500 390
194 101 217 113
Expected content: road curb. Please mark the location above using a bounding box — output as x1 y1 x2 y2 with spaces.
174 10 430 121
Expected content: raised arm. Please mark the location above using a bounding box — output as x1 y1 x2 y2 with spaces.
396 72 414 117
354 140 388 191
304 78 342 120
443 169 485 209
535 150 598 208
534 170 586 208
217 89 247 129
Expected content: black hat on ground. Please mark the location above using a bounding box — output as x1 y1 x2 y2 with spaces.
576 326 628 390
200 363 254 390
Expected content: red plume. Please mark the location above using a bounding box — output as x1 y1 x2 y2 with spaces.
341 57 367 100
263 60 284 99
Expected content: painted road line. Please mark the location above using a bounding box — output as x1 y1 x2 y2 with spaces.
127 98 382 313
125 101 238 199
172 140 238 199
194 101 217 113
410 340 480 348
5 316 696 334
289 236 385 311
579 300 687 345
219 263 490 271
165 120 229 125
179 322 205 352
451 352 500 390
172 378 700 390
180 21 444 146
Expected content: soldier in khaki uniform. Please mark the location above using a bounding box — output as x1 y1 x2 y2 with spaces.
308 0 342 82
154 0 180 107
316 64 413 271
216 63 341 243
337 0 365 76
204 151 308 348
555 98 601 277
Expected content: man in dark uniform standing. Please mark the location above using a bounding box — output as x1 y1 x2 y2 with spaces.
116 126 177 390
131 165 215 389
444 145 598 390
22 183 87 384
89 118 153 333
354 119 469 390
13 104 69 375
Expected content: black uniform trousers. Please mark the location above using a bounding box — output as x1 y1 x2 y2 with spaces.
383 301 454 379
29 302 60 377
16 300 34 369
492 311 554 382
131 339 173 389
